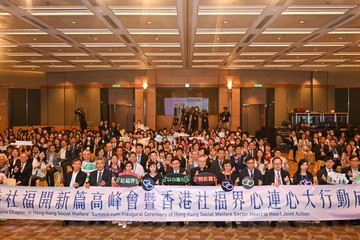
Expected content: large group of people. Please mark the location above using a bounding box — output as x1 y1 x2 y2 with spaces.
0 119 359 228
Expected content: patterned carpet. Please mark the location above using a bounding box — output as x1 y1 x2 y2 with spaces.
0 219 360 239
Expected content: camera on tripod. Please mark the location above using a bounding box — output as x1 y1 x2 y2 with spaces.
74 107 84 115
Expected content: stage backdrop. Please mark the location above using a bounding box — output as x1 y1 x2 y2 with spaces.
0 185 359 221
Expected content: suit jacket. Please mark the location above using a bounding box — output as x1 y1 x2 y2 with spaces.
166 167 186 175
315 144 330 161
66 144 80 161
230 155 246 174
342 166 360 184
210 158 225 177
329 146 342 161
47 152 61 170
138 153 149 170
317 167 334 185
264 168 291 185
64 170 87 187
238 168 263 186
14 161 32 186
88 168 112 187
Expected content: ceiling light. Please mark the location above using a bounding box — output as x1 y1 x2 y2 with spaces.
227 80 232 90
223 21 228 24
314 59 347 62
282 6 354 15
72 21 76 24
99 52 136 56
23 7 93 16
299 20 305 24
6 53 42 57
185 83 190 88
228 65 256 68
59 29 113 35
329 29 360 34
29 43 71 47
0 29 47 35
52 53 89 56
304 42 348 47
112 7 177 16
240 52 277 56
128 29 179 35
336 64 360 67
147 21 152 24
47 65 75 68
193 59 223 63
82 43 126 47
273 59 305 62
142 82 148 90
286 52 324 55
333 52 360 55
198 6 264 15
277 37 282 40
94 38 97 41
145 52 181 56
196 29 247 34
233 59 265 62
13 65 40 68
30 60 61 63
69 60 101 63
249 42 293 47
193 52 229 56
195 43 236 47
263 28 315 34
139 43 180 47
83 65 111 68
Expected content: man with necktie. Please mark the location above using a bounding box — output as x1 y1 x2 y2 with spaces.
264 157 296 228
14 152 32 186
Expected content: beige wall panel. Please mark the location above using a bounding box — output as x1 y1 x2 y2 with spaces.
275 88 288 126
299 88 310 110
0 89 8 131
231 88 240 130
64 88 76 126
241 88 267 104
47 88 65 125
287 88 300 112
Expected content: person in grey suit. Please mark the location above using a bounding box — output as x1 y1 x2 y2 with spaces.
46 144 61 186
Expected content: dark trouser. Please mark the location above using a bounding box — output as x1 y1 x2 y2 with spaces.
47 167 57 186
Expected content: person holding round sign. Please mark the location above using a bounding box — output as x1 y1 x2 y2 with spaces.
218 160 239 228
143 161 163 186
114 161 139 228
238 157 263 228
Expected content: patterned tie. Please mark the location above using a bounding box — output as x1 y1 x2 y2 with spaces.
97 171 102 186
250 170 253 179
276 172 282 185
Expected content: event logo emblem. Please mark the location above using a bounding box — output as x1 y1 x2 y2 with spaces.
242 176 255 189
221 180 234 192
142 178 155 191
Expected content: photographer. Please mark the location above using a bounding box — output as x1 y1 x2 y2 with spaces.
75 108 87 131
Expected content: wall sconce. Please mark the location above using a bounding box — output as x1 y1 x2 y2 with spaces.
142 81 148 90
227 80 233 90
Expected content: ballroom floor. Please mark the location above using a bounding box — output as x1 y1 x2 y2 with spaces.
0 219 359 239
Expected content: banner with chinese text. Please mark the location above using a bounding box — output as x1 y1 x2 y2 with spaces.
0 185 359 221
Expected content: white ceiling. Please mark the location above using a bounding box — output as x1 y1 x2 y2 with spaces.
0 0 359 72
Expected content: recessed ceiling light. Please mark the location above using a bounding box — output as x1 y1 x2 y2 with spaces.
299 20 305 24
58 49 61 51
155 37 159 40
216 36 220 40
33 38 37 41
339 37 343 40
277 37 281 40
223 21 228 24
72 21 76 24
314 48 317 50
147 21 152 24
94 37 97 41
160 49 164 52
109 49 112 51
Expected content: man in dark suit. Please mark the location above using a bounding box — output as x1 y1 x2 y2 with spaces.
14 152 32 186
85 157 112 225
230 145 246 175
210 148 226 177
328 139 341 170
342 155 360 184
135 143 148 170
315 136 330 161
238 157 263 227
66 137 80 162
317 157 335 185
60 158 87 226
317 156 338 226
166 157 186 175
264 157 296 228
165 157 186 227
190 156 213 186
86 157 112 187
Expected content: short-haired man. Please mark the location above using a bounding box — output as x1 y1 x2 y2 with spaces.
14 152 32 186
264 157 295 228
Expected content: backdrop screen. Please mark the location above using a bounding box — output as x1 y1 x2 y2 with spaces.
156 87 218 115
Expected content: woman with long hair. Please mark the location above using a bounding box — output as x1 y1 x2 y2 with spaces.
293 159 314 185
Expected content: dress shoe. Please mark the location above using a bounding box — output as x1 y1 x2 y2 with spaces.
241 222 248 228
288 221 296 228
270 221 277 227
62 221 69 226
232 222 238 228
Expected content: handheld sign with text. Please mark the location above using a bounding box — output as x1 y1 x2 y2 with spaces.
116 175 140 187
162 173 190 185
193 172 218 186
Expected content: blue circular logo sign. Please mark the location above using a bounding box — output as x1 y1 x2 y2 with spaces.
221 179 234 192
142 178 155 191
